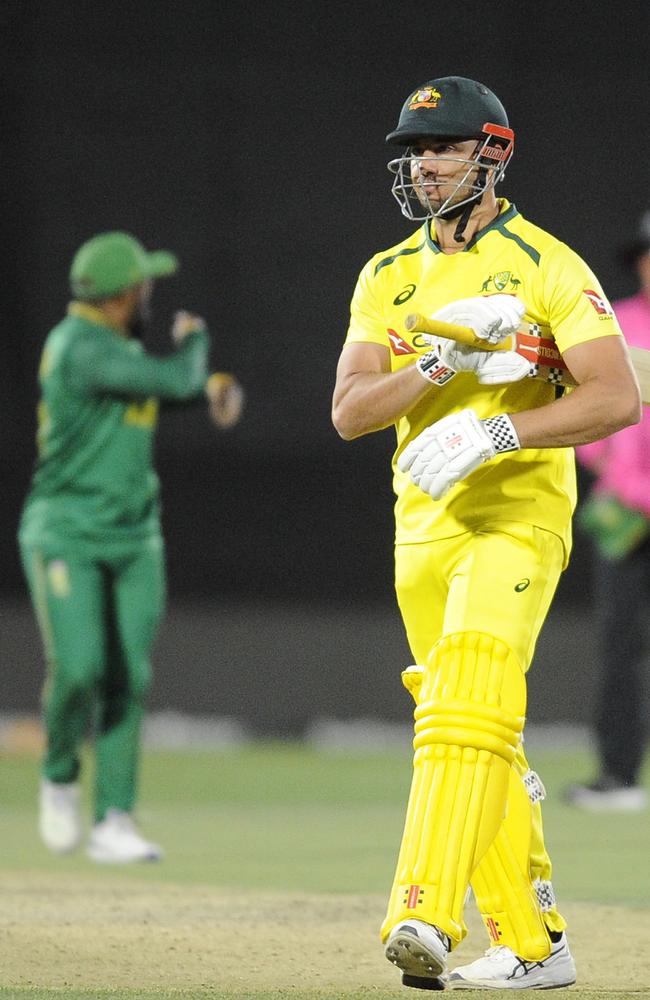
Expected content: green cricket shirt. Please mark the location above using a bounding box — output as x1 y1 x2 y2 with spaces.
19 303 209 555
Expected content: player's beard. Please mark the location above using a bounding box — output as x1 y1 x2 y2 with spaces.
417 174 475 216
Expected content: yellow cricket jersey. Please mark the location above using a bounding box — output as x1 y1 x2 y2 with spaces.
345 199 622 558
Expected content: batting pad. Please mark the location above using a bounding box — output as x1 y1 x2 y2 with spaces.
470 752 560 962
382 632 525 947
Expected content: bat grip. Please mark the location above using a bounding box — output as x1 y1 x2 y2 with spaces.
404 313 511 352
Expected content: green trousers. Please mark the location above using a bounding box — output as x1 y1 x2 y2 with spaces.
21 538 165 822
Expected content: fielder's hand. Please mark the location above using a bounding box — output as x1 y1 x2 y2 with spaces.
206 372 245 428
171 310 207 345
433 294 525 344
417 334 532 386
397 408 520 500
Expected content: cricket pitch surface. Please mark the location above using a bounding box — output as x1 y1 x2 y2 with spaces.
2 872 649 998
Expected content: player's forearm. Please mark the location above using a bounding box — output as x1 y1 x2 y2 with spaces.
332 364 432 440
511 375 641 449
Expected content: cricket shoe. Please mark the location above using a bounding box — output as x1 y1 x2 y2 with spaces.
87 809 163 863
448 933 576 990
385 919 449 990
563 776 647 813
39 779 82 854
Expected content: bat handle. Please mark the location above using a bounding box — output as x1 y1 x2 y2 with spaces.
404 313 511 353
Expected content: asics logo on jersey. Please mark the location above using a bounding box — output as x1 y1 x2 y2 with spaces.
393 283 417 305
514 578 531 592
387 329 416 355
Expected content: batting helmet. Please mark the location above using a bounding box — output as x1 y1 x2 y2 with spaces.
386 76 514 226
386 76 509 145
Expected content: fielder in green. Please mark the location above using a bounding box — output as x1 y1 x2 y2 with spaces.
19 231 243 863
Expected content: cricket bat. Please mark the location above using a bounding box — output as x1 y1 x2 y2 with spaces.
404 313 650 404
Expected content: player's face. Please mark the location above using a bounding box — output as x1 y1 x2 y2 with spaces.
409 138 481 212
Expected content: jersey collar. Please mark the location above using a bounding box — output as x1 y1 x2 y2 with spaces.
68 301 128 335
424 199 519 254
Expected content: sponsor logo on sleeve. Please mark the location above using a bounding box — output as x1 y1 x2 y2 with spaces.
387 328 417 355
583 289 614 317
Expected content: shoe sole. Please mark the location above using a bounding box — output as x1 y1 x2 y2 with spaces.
449 976 576 990
386 931 446 980
403 972 447 991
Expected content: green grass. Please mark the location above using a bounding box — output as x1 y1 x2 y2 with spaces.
2 744 650 999
2 743 649 904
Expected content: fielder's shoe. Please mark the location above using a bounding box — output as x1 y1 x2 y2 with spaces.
39 778 82 854
563 775 647 812
385 919 449 990
87 809 163 863
448 933 576 990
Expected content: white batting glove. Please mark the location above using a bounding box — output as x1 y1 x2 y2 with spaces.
433 294 526 344
397 408 520 500
418 335 532 385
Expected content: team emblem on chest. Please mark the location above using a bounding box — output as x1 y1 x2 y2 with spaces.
479 272 522 293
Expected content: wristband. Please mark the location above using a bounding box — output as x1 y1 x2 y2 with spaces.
416 349 456 387
483 414 520 453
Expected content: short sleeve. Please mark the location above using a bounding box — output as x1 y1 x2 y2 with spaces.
541 243 622 354
344 259 390 348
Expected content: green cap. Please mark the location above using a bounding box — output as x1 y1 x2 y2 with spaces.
386 76 509 146
69 231 179 300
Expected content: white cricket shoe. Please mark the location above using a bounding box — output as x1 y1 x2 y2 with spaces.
449 933 576 989
385 919 449 989
39 779 82 854
87 809 163 863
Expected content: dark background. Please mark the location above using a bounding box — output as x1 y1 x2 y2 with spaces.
3 2 649 730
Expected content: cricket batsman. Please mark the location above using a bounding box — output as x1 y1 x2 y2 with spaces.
19 231 244 863
331 76 640 988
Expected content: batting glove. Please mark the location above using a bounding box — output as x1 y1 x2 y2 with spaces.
397 408 520 500
417 334 532 386
433 294 525 345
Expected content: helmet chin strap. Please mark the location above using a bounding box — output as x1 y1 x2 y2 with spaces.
452 197 480 243
438 147 489 243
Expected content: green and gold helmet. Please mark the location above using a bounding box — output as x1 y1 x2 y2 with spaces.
386 76 509 145
386 76 515 226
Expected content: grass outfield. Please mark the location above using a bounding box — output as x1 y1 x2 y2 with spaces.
1 744 649 999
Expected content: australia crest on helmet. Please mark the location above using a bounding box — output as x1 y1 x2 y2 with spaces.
408 86 442 110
